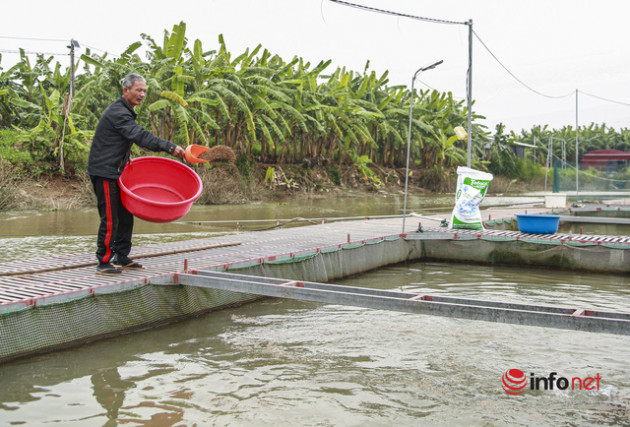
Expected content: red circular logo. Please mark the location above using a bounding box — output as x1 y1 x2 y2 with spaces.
502 369 527 395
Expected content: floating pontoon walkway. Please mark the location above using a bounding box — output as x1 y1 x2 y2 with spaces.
563 204 630 225
558 215 630 225
1 207 630 362
155 270 630 336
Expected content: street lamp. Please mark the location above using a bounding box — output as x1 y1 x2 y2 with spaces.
402 60 443 233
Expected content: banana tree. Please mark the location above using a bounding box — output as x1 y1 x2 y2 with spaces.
18 85 92 171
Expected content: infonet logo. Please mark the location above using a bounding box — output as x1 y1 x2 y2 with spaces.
502 369 602 395
502 369 528 395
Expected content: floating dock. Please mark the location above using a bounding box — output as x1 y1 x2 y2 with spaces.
1 205 629 363
558 215 630 225
570 204 630 216
157 270 630 335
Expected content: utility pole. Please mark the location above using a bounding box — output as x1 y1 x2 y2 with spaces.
327 1 473 167
68 39 80 99
466 19 473 168
61 39 80 173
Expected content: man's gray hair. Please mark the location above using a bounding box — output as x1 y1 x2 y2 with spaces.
122 73 146 89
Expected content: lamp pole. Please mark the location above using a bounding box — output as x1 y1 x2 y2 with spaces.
575 89 579 197
402 60 444 233
466 19 473 168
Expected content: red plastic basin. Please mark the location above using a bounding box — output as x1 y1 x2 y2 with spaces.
118 157 203 223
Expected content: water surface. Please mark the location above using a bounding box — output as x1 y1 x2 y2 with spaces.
0 195 628 425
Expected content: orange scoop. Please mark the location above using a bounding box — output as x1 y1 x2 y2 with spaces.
184 144 211 163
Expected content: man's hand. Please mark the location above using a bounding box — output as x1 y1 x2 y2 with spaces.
172 146 185 159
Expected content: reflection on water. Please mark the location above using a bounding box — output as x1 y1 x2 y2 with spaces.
1 195 629 425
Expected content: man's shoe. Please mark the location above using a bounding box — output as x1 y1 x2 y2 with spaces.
96 262 122 276
113 255 144 270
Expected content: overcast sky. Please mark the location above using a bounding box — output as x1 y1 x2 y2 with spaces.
2 0 630 134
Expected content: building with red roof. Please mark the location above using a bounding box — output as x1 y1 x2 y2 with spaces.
582 149 630 172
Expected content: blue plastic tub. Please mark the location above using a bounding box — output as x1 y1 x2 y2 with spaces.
515 214 560 234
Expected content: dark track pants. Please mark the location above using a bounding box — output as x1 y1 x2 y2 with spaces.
90 176 134 264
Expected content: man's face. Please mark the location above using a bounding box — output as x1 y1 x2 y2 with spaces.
122 80 147 108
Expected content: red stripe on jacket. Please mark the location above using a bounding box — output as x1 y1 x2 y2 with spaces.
102 181 113 263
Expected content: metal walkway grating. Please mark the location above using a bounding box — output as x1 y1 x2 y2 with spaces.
1 215 629 315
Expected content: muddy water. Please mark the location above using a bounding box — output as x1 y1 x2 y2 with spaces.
0 194 448 262
0 196 629 425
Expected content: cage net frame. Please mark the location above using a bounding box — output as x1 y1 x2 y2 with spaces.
2 233 629 363
0 237 416 363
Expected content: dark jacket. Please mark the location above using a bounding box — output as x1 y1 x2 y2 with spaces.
87 97 176 179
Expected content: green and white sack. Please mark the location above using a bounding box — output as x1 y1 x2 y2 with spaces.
450 167 493 230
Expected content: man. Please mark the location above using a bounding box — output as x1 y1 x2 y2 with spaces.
88 73 185 275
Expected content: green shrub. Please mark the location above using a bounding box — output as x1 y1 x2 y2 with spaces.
488 146 544 181
326 165 341 185
0 158 17 211
0 128 32 166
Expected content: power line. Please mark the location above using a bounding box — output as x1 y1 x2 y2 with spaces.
0 35 68 43
327 0 474 166
472 29 574 100
0 42 113 60
580 90 630 108
415 78 438 92
326 0 578 102
0 49 68 56
81 43 109 55
327 0 468 26
415 78 467 102
328 0 630 109
0 34 112 57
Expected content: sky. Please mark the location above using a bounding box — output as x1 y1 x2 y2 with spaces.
2 0 630 135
